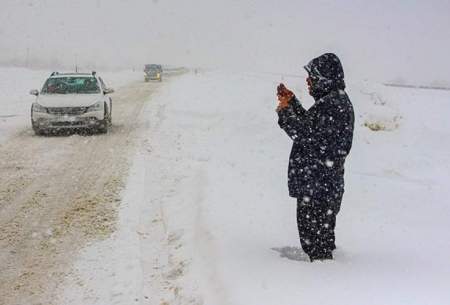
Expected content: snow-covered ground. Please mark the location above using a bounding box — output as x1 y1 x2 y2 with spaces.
57 69 450 305
0 67 142 143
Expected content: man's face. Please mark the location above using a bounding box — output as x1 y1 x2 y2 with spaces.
306 77 313 95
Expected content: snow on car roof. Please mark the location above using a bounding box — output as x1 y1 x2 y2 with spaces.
49 72 96 78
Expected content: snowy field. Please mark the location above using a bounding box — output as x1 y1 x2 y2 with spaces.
55 69 450 305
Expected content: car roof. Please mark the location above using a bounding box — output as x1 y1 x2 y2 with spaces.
49 72 98 79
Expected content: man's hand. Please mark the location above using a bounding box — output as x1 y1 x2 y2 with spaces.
276 83 294 111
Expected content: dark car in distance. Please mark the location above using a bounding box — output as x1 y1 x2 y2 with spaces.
144 64 162 82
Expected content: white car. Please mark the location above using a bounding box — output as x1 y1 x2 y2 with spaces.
30 72 114 135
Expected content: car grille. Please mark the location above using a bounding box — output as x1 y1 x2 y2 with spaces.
47 107 87 115
51 121 85 127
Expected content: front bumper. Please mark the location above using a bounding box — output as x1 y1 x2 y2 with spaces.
144 73 161 80
32 110 104 129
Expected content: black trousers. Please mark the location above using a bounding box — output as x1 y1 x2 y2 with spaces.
296 196 340 259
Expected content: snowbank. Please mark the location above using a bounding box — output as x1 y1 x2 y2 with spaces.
60 69 450 305
140 71 450 305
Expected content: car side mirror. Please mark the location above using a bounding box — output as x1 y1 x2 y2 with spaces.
104 88 114 94
30 89 39 96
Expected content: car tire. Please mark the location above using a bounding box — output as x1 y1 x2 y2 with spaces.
97 104 110 134
32 122 45 135
33 127 45 136
97 123 107 134
31 109 44 135
108 102 112 125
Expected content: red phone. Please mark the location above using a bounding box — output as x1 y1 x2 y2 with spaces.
277 83 290 97
277 83 285 95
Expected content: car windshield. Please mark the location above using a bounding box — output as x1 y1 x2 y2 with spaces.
145 65 160 71
41 76 100 94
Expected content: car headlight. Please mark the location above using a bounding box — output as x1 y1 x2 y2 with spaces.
32 103 47 113
87 101 103 112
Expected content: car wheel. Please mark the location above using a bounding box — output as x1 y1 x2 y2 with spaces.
97 124 107 134
33 125 45 136
33 128 43 136
108 103 112 125
31 113 44 135
97 106 109 134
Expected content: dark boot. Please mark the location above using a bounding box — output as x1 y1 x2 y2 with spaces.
309 252 333 262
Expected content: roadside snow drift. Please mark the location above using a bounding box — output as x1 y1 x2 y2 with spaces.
60 70 450 305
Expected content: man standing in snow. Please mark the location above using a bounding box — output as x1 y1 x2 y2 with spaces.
276 53 354 262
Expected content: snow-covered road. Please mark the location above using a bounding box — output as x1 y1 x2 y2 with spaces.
0 72 168 305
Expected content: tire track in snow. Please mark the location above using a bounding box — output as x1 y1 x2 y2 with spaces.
0 79 161 305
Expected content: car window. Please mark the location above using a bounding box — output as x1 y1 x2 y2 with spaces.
145 64 161 72
41 77 101 94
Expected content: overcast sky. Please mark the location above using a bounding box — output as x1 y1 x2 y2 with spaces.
1 0 449 83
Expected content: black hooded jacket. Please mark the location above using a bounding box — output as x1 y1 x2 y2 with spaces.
278 53 354 200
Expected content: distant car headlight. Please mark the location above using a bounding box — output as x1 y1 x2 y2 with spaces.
87 101 103 112
32 103 47 113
